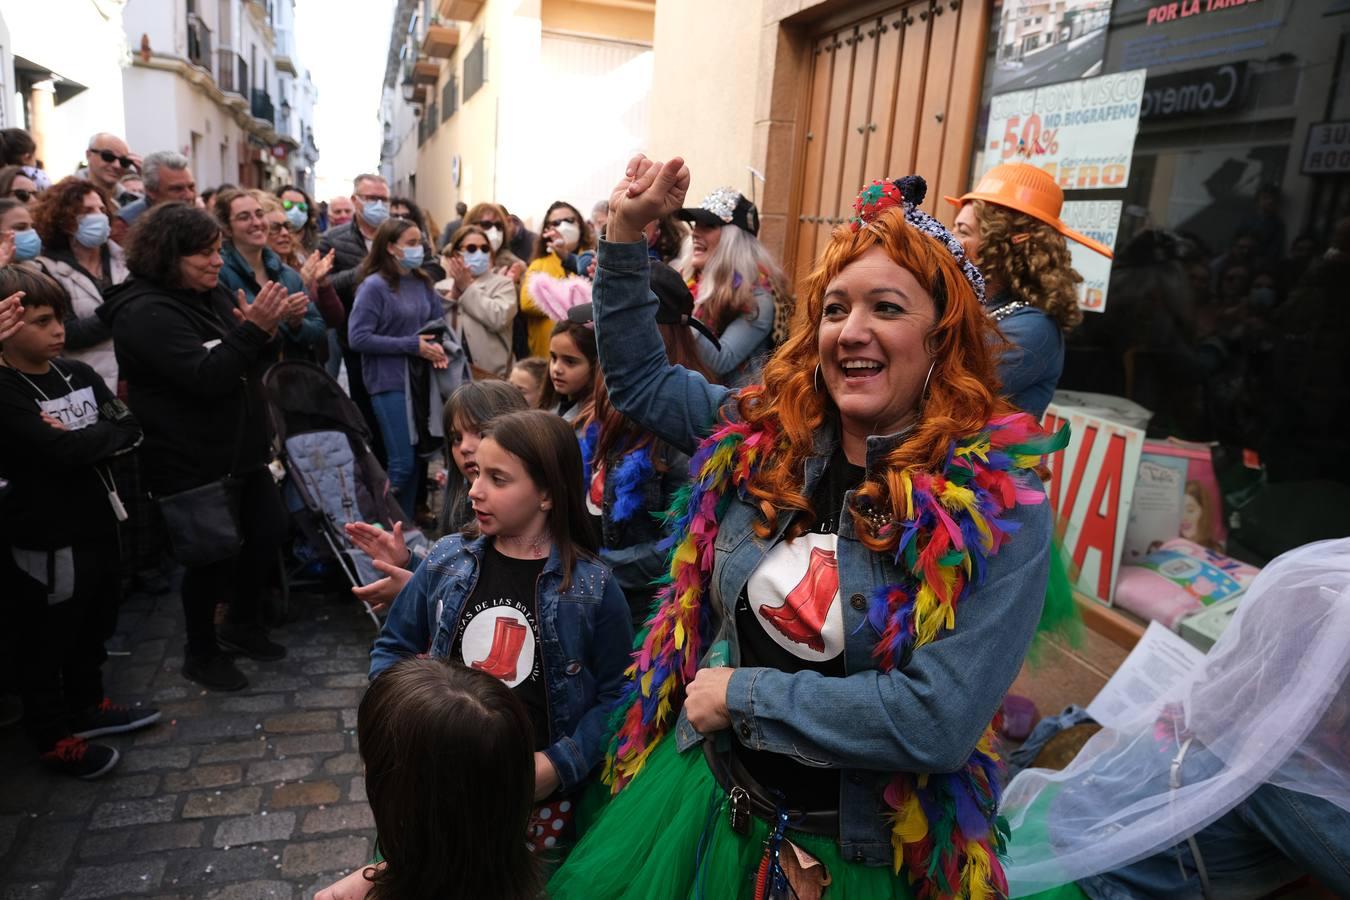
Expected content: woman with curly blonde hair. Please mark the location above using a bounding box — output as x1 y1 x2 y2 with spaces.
949 163 1113 417
546 157 1068 899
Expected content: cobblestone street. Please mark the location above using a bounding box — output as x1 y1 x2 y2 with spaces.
0 585 380 899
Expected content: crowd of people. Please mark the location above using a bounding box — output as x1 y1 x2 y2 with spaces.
1 123 1345 900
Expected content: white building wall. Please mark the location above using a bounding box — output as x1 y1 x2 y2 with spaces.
0 0 129 178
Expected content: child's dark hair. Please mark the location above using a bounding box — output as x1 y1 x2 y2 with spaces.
441 381 528 533
0 265 67 317
511 357 549 408
359 658 541 900
482 409 598 589
537 320 597 411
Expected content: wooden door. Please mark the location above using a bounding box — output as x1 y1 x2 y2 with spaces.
789 0 990 285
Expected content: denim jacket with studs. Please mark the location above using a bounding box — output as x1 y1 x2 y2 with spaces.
370 534 634 792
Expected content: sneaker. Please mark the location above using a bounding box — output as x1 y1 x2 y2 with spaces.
71 698 162 739
40 736 119 779
104 633 132 657
182 653 249 691
216 623 287 662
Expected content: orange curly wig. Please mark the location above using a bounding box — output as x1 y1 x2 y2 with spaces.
734 205 1016 551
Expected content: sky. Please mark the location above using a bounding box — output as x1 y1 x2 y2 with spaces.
293 0 393 202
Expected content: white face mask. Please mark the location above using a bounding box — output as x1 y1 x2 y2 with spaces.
555 220 580 251
485 226 503 252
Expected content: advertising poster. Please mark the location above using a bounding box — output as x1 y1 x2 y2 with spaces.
1061 200 1122 312
983 69 1148 190
1042 402 1147 606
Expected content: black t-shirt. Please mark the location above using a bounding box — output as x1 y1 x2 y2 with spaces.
732 449 864 815
451 543 550 751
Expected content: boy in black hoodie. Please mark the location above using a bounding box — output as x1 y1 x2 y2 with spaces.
0 267 159 778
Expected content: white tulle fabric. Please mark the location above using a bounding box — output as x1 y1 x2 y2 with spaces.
1002 539 1350 897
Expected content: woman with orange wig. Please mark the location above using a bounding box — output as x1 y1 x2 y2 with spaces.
547 157 1069 899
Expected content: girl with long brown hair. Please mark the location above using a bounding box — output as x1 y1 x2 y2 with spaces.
547 158 1067 899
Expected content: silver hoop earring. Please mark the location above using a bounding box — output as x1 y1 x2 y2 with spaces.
919 360 936 406
813 363 823 393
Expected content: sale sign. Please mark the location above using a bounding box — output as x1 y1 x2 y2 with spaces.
983 70 1148 190
1042 403 1147 606
1061 200 1122 312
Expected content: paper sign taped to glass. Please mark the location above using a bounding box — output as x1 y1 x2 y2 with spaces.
983 69 1147 191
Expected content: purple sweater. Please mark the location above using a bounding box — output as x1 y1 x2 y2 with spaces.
347 272 443 395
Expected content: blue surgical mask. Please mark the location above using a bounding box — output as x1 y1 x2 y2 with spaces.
284 206 308 230
74 212 111 248
361 199 389 227
13 228 41 260
398 245 424 269
462 249 490 276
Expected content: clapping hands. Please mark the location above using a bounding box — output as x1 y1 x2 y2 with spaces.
231 282 309 335
0 291 23 342
300 248 335 291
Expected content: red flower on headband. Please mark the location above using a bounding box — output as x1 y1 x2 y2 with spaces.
850 180 905 232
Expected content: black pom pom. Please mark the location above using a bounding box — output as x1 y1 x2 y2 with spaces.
894 175 927 207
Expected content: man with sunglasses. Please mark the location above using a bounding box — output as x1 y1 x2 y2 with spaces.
115 152 196 227
82 134 140 197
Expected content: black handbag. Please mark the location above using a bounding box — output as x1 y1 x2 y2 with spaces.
154 395 247 567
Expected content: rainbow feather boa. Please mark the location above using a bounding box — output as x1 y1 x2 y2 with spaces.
603 411 1069 899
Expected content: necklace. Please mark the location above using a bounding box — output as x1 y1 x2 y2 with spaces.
989 299 1031 321
499 531 551 559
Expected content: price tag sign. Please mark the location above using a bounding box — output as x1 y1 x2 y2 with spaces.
984 70 1147 190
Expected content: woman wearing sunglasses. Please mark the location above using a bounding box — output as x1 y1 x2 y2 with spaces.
0 166 40 208
436 225 517 378
518 201 596 358
275 184 320 256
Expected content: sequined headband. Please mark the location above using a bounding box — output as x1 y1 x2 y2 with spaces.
849 175 986 305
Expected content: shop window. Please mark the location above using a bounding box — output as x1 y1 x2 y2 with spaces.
966 0 1350 581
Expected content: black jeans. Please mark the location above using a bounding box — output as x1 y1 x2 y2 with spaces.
179 468 287 657
5 536 120 750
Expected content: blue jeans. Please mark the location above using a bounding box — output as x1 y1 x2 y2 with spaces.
369 390 416 519
1078 753 1350 899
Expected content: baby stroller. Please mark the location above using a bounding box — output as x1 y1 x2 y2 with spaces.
262 360 429 628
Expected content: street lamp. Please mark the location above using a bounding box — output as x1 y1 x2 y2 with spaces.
400 76 417 104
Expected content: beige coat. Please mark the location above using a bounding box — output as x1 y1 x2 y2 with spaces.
435 271 517 378
35 244 129 391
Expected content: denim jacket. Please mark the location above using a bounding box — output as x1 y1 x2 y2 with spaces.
370 534 634 793
991 292 1064 419
593 239 1052 865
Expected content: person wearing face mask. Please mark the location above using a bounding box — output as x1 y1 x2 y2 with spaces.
1 197 44 266
30 178 128 392
320 173 396 460
275 184 319 256
348 217 463 519
455 202 526 282
518 201 595 358
436 225 517 378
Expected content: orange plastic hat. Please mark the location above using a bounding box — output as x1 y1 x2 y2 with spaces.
945 163 1113 258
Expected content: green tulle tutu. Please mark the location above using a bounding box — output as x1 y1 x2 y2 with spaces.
1027 534 1084 666
547 737 917 900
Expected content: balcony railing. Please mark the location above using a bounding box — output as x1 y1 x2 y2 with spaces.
216 49 248 96
251 88 275 125
187 13 213 70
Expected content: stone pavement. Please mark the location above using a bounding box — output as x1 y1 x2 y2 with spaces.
0 585 381 900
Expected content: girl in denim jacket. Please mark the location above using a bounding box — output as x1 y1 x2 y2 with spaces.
549 160 1067 900
370 410 632 849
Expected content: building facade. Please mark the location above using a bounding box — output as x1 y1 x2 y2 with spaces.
121 0 317 190
0 0 131 179
379 0 654 236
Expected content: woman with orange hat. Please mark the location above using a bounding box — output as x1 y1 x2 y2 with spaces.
948 163 1113 418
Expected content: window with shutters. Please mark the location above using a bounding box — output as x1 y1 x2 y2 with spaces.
442 73 457 121
463 36 486 101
